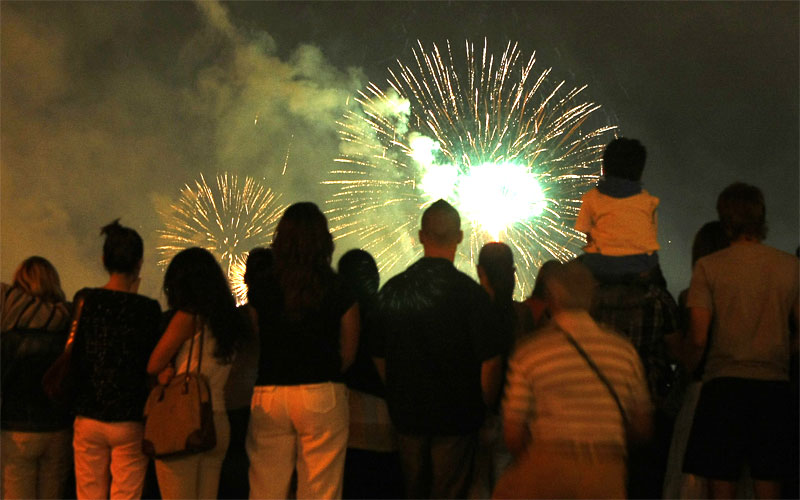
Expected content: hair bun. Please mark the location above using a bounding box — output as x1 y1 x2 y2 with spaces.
101 218 123 236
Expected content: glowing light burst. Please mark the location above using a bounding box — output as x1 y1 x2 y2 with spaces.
158 173 286 304
325 39 616 296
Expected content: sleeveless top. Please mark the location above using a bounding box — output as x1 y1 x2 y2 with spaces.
174 318 232 412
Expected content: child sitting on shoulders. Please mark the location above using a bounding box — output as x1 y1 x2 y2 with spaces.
575 137 664 285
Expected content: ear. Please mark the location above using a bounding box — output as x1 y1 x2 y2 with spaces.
456 230 464 244
418 229 426 245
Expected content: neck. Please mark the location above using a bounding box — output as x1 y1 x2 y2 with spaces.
731 235 759 245
423 246 457 262
104 273 139 293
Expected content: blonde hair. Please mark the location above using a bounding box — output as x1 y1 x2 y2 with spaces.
13 256 66 302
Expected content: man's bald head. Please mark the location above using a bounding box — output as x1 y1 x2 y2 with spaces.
419 199 463 258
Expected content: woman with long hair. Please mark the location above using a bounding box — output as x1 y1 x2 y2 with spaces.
1 256 73 499
147 247 246 499
71 220 161 499
471 242 534 497
247 202 359 499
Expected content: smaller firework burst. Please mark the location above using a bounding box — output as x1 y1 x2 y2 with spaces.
158 173 286 304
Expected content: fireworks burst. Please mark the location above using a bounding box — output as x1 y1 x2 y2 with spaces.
158 173 286 304
325 39 616 297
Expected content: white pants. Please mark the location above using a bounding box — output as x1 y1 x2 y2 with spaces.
247 383 348 499
1 429 72 499
73 416 148 500
154 410 230 499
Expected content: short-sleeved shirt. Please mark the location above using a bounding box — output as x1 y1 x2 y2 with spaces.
73 288 162 422
254 273 355 386
371 257 502 435
503 310 652 447
575 187 660 256
686 242 799 382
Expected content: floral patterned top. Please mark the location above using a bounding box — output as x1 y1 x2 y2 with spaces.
72 288 161 422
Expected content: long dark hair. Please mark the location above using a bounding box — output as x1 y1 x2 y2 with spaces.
271 202 335 312
163 247 245 362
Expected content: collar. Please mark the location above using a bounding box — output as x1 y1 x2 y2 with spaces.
596 176 642 198
552 309 596 335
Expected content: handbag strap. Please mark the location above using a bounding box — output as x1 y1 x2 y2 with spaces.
182 315 204 381
63 294 87 353
558 326 629 427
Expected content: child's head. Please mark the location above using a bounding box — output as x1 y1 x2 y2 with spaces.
602 137 647 181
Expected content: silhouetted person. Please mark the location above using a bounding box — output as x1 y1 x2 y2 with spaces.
218 247 271 500
470 242 534 497
372 199 503 498
523 259 561 330
578 138 679 498
147 247 247 499
662 221 731 498
338 249 404 499
71 220 162 499
247 202 359 499
1 257 73 499
682 183 799 499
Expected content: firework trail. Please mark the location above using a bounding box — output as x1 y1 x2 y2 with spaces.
325 39 616 297
158 173 286 304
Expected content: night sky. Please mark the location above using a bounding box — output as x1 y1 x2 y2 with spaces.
2 1 797 300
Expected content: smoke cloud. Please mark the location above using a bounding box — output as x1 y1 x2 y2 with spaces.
1 1 364 299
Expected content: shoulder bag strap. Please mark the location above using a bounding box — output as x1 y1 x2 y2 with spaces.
195 315 204 376
63 294 87 352
559 326 629 427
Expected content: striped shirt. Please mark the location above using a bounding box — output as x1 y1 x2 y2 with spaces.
1 283 70 332
503 310 651 447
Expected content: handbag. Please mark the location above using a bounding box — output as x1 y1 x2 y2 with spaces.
142 317 216 458
41 293 86 409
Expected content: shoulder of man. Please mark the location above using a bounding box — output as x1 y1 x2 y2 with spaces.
595 321 641 357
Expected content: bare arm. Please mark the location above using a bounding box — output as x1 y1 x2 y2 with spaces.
147 310 196 381
683 307 712 374
481 354 503 407
339 303 360 372
373 357 386 383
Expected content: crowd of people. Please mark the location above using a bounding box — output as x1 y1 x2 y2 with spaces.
1 138 797 500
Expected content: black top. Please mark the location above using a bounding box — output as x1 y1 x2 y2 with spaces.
344 294 385 398
72 288 161 422
1 286 73 431
253 274 356 386
371 257 502 435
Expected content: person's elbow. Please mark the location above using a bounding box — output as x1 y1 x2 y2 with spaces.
627 408 654 445
339 304 360 372
146 355 164 376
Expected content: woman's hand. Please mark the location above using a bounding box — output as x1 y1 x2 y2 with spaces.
147 310 196 375
157 365 175 385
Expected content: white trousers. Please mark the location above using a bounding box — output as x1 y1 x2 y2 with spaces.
154 410 230 499
1 429 72 499
73 416 148 500
247 383 348 499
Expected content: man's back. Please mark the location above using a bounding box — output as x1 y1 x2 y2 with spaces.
504 310 651 447
687 242 799 382
373 256 500 435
